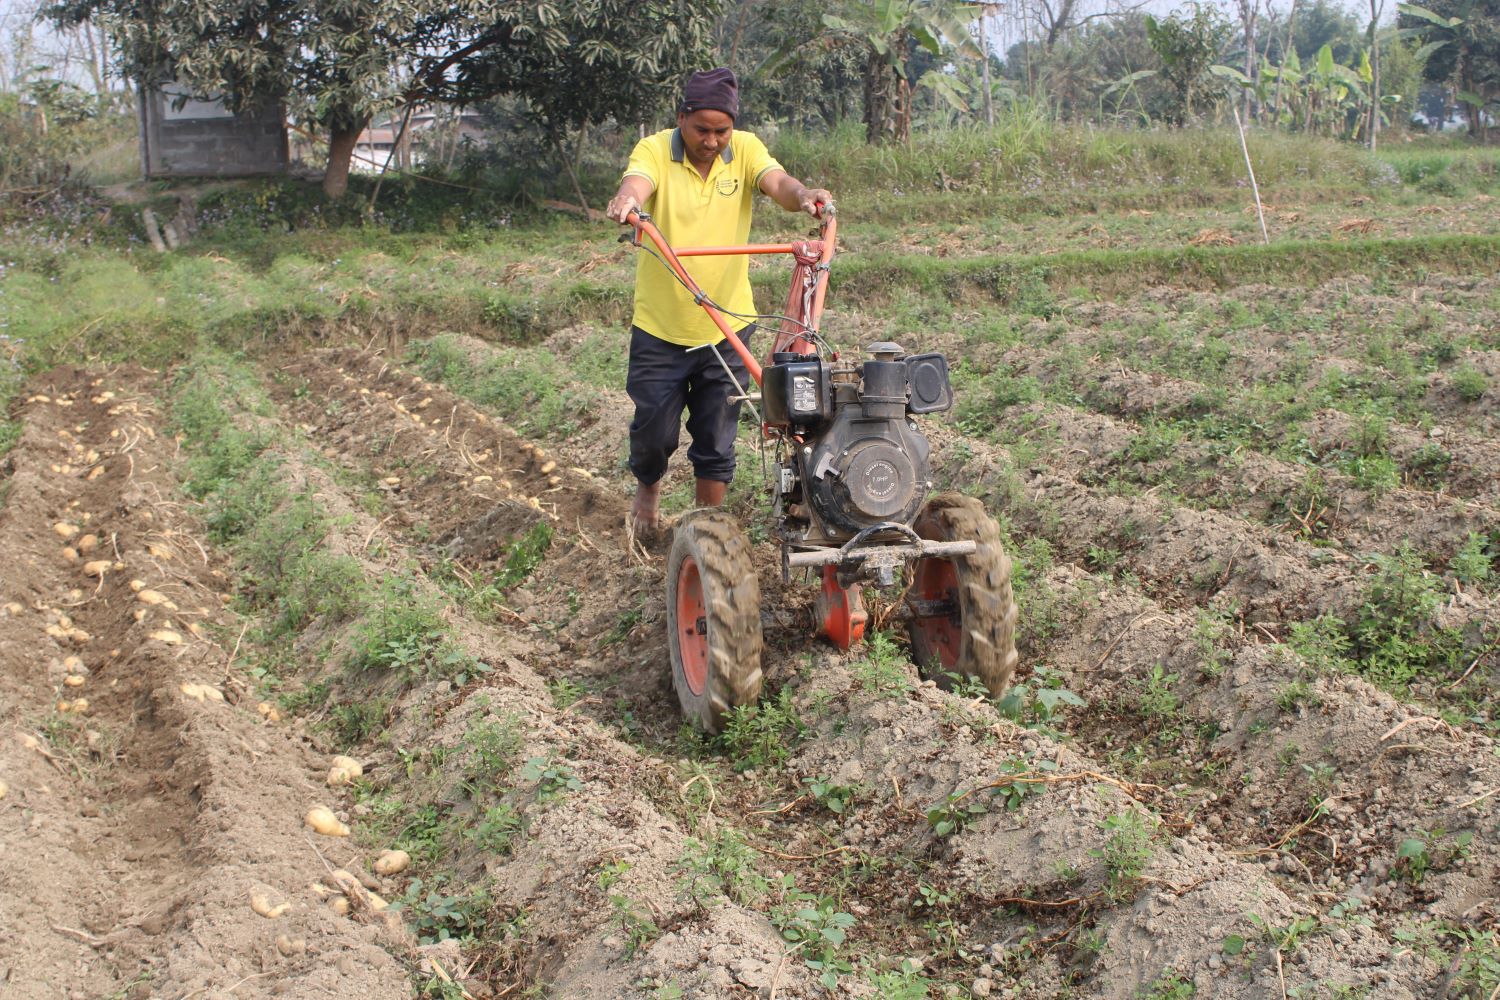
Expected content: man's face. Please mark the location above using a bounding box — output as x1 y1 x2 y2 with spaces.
677 109 733 169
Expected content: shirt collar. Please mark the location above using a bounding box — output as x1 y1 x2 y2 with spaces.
670 127 733 165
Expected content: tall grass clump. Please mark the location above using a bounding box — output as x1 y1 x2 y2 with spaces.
1378 146 1500 195
774 113 1385 206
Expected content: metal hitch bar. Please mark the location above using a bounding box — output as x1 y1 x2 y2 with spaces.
784 522 977 587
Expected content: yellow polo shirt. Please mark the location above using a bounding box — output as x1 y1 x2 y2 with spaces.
623 127 783 347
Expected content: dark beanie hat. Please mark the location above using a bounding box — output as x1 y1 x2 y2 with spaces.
680 68 739 120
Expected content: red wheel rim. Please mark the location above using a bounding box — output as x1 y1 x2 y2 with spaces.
676 555 709 696
910 556 962 671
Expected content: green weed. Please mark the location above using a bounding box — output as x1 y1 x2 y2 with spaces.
518 757 582 803
674 829 768 908
717 689 806 771
851 631 912 696
497 522 553 590
395 877 490 945
1092 810 1157 900
772 886 857 991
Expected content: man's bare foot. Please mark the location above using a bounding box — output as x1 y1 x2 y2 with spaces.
630 480 662 534
695 478 727 506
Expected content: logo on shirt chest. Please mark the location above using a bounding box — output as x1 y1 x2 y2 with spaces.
715 176 740 197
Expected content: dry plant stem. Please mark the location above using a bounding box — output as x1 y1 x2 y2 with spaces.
1275 948 1288 999
1456 787 1497 810
951 769 1162 807
1232 797 1334 856
50 922 105 946
1092 612 1169 672
753 844 864 862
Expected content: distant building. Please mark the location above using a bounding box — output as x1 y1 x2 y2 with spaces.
138 81 288 178
351 106 487 173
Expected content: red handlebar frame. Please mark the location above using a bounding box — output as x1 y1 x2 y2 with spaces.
623 205 837 390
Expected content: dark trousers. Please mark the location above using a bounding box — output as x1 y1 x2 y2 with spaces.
626 324 755 486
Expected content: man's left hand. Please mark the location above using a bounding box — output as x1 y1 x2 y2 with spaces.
799 188 834 218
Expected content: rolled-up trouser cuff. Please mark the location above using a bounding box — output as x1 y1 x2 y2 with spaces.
626 324 753 487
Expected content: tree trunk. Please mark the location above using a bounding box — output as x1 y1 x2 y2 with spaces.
979 7 994 126
1367 0 1381 151
863 51 898 143
323 119 367 198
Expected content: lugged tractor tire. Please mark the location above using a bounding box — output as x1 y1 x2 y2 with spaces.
666 510 764 734
906 492 1020 699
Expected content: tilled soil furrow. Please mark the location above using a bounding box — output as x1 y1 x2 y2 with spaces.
927 430 1500 643
1033 568 1499 911
992 346 1500 503
0 367 410 1000
253 348 835 996
967 397 1500 564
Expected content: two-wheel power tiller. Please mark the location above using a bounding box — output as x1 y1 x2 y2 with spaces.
623 204 1019 733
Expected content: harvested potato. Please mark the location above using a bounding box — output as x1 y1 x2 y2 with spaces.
139 587 181 611
150 629 185 645
330 755 363 779
305 806 350 837
257 701 282 723
250 890 291 919
275 934 307 956
55 698 88 714
54 522 79 539
82 560 112 577
64 675 85 688
329 895 351 916
373 849 410 876
62 655 85 673
61 547 79 564
76 534 99 554
2 601 23 616
539 460 557 475
179 682 224 702
327 766 355 787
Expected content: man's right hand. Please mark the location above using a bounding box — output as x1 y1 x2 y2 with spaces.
607 194 640 224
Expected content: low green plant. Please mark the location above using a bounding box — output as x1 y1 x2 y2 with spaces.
1191 608 1234 678
1450 532 1493 586
394 877 490 944
995 664 1086 727
863 959 934 999
1092 810 1156 900
327 696 389 745
1395 829 1472 884
349 576 486 683
497 522 554 589
850 631 912 696
608 892 660 957
1276 679 1318 712
519 756 582 803
1451 365 1489 402
465 803 524 854
546 677 586 709
1140 971 1194 999
1133 664 1180 721
674 829 768 908
462 715 525 794
717 689 806 771
773 887 857 990
1249 912 1321 954
926 789 990 838
806 777 858 816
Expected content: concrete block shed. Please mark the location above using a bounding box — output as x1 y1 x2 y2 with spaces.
138 82 288 179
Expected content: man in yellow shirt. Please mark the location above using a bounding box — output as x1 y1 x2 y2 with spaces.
606 68 831 534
